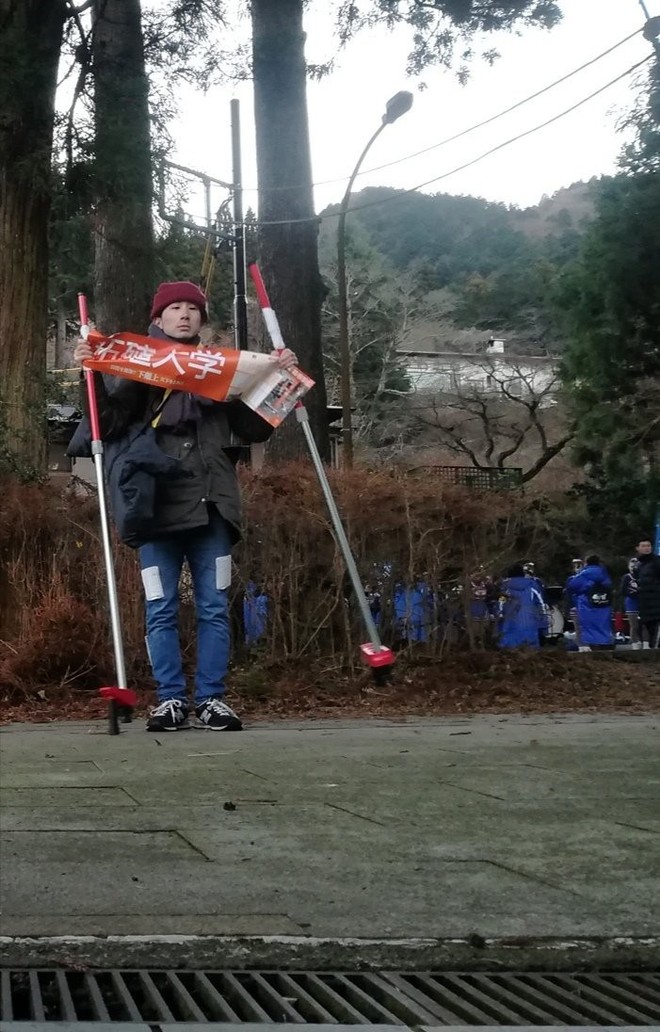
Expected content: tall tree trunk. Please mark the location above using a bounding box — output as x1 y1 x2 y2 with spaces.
92 0 154 333
55 298 67 369
251 0 330 461
0 0 67 476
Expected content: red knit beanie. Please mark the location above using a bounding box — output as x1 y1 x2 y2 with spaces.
150 281 208 322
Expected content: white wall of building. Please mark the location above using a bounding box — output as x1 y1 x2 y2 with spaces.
401 351 558 399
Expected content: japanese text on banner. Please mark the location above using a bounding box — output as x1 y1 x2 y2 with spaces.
82 330 315 426
83 330 243 402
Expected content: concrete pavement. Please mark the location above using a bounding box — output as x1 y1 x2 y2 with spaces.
0 714 659 967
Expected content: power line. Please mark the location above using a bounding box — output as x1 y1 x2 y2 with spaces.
240 28 641 195
350 29 643 181
391 55 653 198
253 53 653 229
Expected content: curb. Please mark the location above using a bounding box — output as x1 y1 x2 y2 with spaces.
1 934 659 971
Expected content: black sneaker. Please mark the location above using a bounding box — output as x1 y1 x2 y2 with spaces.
146 699 190 732
194 698 242 731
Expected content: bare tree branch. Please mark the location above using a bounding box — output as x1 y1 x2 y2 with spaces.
495 425 527 465
62 0 93 169
406 357 571 483
521 434 574 483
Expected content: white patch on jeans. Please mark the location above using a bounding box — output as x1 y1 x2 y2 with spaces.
141 565 164 601
216 555 231 591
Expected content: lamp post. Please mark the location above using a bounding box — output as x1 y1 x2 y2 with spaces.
337 90 413 468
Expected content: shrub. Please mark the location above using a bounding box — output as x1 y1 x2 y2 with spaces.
0 464 601 699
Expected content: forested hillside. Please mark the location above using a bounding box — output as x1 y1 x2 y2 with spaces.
320 179 596 354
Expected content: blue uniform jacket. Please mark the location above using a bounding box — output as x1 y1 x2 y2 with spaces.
498 576 545 649
570 564 613 645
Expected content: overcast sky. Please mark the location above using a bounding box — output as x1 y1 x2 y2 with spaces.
166 0 653 224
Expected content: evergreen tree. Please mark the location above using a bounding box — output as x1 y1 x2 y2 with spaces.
558 64 660 532
91 0 155 332
156 216 235 331
49 0 231 335
0 0 68 476
48 162 95 366
336 0 561 79
251 0 331 460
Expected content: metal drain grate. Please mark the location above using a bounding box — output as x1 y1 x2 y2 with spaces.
1 969 660 1025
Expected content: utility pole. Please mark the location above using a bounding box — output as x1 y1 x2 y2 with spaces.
231 99 248 351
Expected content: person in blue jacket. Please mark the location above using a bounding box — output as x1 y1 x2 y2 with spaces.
498 563 546 649
522 561 546 601
393 578 434 642
243 581 269 647
523 560 549 643
564 558 584 644
620 558 641 648
569 554 614 650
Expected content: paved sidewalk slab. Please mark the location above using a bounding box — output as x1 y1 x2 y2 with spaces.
0 714 659 963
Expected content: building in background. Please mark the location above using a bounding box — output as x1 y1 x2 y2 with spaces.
399 337 558 401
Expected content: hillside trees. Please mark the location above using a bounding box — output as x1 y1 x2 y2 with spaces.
339 188 532 283
251 0 564 458
319 225 413 448
339 186 589 351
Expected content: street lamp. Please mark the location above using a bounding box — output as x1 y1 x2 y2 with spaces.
337 90 413 468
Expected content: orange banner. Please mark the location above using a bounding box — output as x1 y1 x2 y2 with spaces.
83 330 242 402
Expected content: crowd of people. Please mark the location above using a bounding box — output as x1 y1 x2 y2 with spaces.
363 536 660 652
503 536 655 648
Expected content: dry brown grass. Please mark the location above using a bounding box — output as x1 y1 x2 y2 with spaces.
0 464 632 714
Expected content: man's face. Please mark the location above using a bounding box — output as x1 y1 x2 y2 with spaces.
637 539 653 556
155 301 202 340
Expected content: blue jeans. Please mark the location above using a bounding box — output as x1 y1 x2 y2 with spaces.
139 512 232 705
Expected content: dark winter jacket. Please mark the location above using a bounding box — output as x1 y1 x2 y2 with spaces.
638 554 660 623
68 328 273 546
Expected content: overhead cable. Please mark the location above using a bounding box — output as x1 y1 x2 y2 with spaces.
348 28 643 180
242 28 642 194
253 54 653 228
